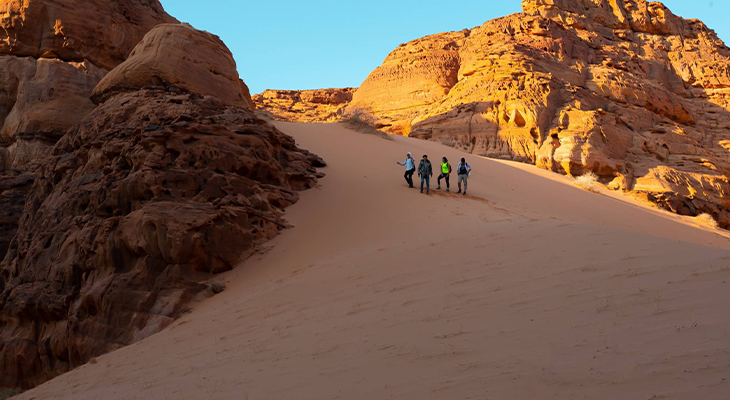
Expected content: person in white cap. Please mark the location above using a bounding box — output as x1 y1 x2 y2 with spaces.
396 152 416 188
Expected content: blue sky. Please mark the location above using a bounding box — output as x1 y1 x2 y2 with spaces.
160 0 729 94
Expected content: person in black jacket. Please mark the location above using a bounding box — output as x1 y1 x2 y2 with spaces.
418 154 433 194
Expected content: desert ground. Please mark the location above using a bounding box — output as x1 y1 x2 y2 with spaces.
15 122 730 400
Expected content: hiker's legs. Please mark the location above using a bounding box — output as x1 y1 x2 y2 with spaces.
437 173 444 189
425 175 430 194
458 174 465 193
462 175 468 194
445 174 450 190
405 169 415 187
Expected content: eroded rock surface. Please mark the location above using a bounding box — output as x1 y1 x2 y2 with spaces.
253 88 356 122
0 0 175 262
0 24 324 389
93 24 253 108
343 0 730 226
0 0 177 70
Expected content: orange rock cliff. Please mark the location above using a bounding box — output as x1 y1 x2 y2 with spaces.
258 0 730 227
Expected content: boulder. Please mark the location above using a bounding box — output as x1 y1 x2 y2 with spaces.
92 24 253 108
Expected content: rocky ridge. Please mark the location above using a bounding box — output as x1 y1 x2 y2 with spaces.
253 88 356 122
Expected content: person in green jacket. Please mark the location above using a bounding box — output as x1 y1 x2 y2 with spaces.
418 154 433 194
437 157 452 191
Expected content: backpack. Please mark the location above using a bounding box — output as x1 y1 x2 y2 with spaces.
459 163 468 175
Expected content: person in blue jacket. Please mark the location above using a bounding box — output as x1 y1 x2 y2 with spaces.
397 152 417 188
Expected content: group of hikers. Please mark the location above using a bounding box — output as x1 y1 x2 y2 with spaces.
397 153 472 195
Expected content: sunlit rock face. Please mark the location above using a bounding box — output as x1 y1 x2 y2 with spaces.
92 24 255 109
344 0 730 226
253 88 356 122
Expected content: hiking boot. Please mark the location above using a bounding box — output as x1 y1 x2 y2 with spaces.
457 190 462 194
420 189 423 193
463 192 467 196
437 185 441 190
446 188 450 192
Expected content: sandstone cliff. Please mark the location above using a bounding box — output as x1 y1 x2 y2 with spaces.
0 23 324 389
0 0 177 263
253 88 356 122
260 0 730 227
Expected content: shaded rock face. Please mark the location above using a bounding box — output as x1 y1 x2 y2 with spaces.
0 0 175 264
345 0 730 226
0 58 107 168
253 88 356 122
0 57 105 257
0 21 325 389
93 24 254 108
0 89 324 389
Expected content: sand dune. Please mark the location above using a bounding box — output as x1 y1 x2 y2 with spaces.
17 122 730 400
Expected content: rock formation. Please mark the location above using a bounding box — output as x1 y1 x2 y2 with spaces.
92 24 253 108
261 0 730 227
0 0 177 264
0 0 176 69
253 88 356 123
0 23 324 389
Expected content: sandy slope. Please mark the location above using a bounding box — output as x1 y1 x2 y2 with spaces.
17 122 730 400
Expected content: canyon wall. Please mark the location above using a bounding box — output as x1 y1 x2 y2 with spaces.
258 0 730 226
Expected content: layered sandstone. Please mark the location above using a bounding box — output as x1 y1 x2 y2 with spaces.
341 0 730 226
253 88 356 122
0 23 324 389
0 0 176 262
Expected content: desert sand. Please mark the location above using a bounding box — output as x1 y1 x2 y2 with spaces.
16 122 730 400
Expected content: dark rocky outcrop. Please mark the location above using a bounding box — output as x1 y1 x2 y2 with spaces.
0 23 324 389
